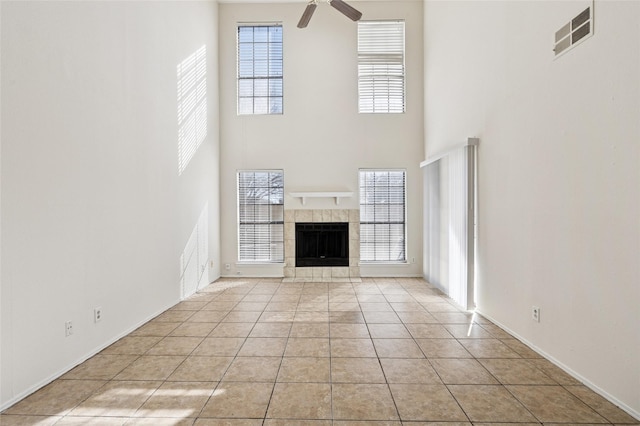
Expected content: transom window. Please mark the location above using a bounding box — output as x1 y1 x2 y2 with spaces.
359 169 406 262
357 20 405 114
237 170 284 262
237 24 283 115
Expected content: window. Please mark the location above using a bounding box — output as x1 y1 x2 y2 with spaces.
237 24 283 115
359 170 406 262
358 20 405 114
238 170 284 262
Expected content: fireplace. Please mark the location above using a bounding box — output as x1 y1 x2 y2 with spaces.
295 222 349 267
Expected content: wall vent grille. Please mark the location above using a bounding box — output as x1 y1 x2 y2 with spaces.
554 4 593 58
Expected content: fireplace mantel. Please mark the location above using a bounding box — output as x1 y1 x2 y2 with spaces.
289 191 353 205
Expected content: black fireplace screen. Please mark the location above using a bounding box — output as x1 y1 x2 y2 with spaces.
295 222 349 267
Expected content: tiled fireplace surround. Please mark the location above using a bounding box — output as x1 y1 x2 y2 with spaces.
283 209 361 281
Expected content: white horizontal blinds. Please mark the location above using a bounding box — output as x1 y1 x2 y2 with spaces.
238 171 284 262
237 25 283 115
359 170 406 262
358 20 405 114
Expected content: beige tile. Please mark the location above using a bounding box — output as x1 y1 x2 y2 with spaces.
359 303 393 312
429 359 498 384
448 385 537 422
479 359 555 384
222 357 281 382
405 324 453 339
507 385 608 423
430 312 473 324
330 311 365 323
167 356 233 382
265 421 331 426
479 323 514 339
277 357 330 382
242 294 272 302
443 324 493 339
267 383 332 419
565 385 639 423
527 359 582 385
191 338 245 357
285 338 330 357
125 419 195 425
202 301 237 311
264 302 298 312
4 380 106 416
415 339 472 358
372 339 425 358
56 416 127 425
69 381 161 417
114 356 185 380
294 311 329 322
362 311 401 324
183 310 226 323
170 322 218 337
289 323 329 338
237 337 287 357
389 302 424 312
330 339 377 358
258 311 296 322
331 357 386 383
131 322 181 337
222 311 262 323
332 384 399 421
357 294 387 303
200 382 273 418
389 384 467 422
146 337 204 356
499 338 543 358
135 381 215 418
459 339 521 358
396 311 439 324
330 323 370 338
102 336 163 355
63 355 137 380
0 415 62 425
195 420 262 426
380 358 442 384
333 422 401 426
208 323 254 338
172 300 209 311
367 324 411 339
153 310 195 322
249 322 291 338
233 301 268 311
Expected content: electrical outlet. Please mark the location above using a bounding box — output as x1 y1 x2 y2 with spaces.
65 321 73 336
532 306 540 322
94 307 103 323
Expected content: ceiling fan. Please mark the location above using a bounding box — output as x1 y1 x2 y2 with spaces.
297 0 363 28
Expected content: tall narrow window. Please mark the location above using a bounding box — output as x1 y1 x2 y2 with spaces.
358 20 405 114
237 24 283 115
359 170 406 262
238 170 284 262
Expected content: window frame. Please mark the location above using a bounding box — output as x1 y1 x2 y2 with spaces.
359 169 407 263
237 170 285 263
237 23 284 115
357 20 406 114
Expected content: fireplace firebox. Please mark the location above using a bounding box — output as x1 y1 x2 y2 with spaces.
295 222 349 267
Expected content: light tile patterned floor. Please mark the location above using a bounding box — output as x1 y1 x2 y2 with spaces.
2 277 638 425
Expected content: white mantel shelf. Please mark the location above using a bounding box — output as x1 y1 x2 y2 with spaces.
289 191 354 206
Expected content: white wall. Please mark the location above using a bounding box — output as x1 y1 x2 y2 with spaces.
424 0 639 417
219 1 424 277
0 0 220 409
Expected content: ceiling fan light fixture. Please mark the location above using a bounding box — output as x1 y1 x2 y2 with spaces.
297 1 318 28
329 0 362 22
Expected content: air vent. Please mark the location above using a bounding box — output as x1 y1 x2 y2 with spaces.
554 4 593 58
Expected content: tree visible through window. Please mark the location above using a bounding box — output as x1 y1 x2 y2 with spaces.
237 24 283 115
238 170 284 262
359 170 406 262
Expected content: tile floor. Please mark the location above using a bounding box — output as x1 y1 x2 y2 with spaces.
1 277 638 425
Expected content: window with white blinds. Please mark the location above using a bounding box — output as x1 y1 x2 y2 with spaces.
237 24 283 115
358 20 405 114
238 170 284 262
359 170 406 262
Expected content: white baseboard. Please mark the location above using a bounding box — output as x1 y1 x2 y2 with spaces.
0 300 177 412
476 309 640 421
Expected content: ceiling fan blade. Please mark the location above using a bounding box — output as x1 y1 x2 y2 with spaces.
297 2 317 28
329 0 362 22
